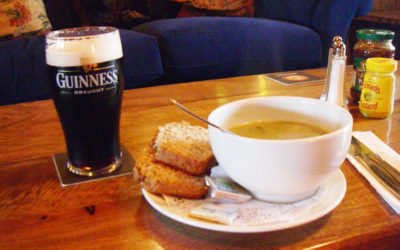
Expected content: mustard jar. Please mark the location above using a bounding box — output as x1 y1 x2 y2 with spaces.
359 57 397 118
351 29 395 103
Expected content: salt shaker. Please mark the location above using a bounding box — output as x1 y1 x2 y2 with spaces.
320 36 347 107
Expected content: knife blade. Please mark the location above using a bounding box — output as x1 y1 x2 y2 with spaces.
348 136 400 200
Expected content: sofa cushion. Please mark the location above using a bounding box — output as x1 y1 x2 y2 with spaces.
43 0 180 30
0 0 52 41
119 29 163 89
42 0 80 30
0 29 162 105
70 0 150 29
133 17 322 83
254 0 318 27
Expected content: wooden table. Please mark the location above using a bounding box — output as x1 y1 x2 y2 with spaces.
1 66 400 249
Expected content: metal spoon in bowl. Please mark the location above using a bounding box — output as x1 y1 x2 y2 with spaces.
169 99 233 134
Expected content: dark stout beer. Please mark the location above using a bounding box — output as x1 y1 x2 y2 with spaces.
46 27 124 176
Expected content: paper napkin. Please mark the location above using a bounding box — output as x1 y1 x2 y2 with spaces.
346 131 400 214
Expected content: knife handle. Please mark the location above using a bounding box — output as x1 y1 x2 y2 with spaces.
366 153 400 184
355 155 400 200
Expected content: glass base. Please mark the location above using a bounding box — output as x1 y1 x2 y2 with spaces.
52 146 134 187
67 153 122 177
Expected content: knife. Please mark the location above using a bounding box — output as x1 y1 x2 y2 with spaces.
348 136 400 200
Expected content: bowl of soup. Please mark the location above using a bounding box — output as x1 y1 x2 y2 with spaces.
208 96 353 202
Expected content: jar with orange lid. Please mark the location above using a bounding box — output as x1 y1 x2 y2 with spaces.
359 57 397 118
351 29 395 103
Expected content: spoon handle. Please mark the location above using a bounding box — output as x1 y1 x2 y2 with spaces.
169 99 232 134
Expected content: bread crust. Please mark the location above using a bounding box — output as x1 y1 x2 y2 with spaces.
134 144 209 199
153 121 215 175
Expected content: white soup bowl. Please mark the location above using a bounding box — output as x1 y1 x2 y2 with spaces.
208 96 353 202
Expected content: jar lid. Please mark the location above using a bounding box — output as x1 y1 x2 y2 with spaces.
366 57 398 73
356 29 395 40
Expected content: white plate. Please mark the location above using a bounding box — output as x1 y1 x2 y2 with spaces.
142 168 346 233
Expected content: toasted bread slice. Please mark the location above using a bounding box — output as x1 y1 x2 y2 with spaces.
134 145 209 199
153 121 215 175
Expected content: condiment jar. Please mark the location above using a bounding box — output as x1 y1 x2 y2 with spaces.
359 57 397 119
351 29 395 103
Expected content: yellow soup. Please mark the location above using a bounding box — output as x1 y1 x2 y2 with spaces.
229 120 328 140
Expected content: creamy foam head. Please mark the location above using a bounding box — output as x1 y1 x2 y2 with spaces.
46 27 123 67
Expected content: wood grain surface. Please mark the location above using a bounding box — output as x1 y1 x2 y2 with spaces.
1 66 400 249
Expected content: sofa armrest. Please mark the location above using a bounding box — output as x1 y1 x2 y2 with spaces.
312 0 373 64
0 35 49 105
254 0 373 65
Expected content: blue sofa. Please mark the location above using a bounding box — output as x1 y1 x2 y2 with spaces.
0 0 372 105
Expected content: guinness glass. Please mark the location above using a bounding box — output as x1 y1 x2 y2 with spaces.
46 27 124 176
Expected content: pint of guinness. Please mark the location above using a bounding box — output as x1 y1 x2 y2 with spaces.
46 27 124 176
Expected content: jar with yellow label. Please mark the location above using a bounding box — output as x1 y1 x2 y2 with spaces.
359 57 397 118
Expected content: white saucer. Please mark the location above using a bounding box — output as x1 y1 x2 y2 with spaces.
142 168 346 233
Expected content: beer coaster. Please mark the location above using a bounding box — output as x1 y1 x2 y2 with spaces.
52 145 134 187
265 71 324 85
